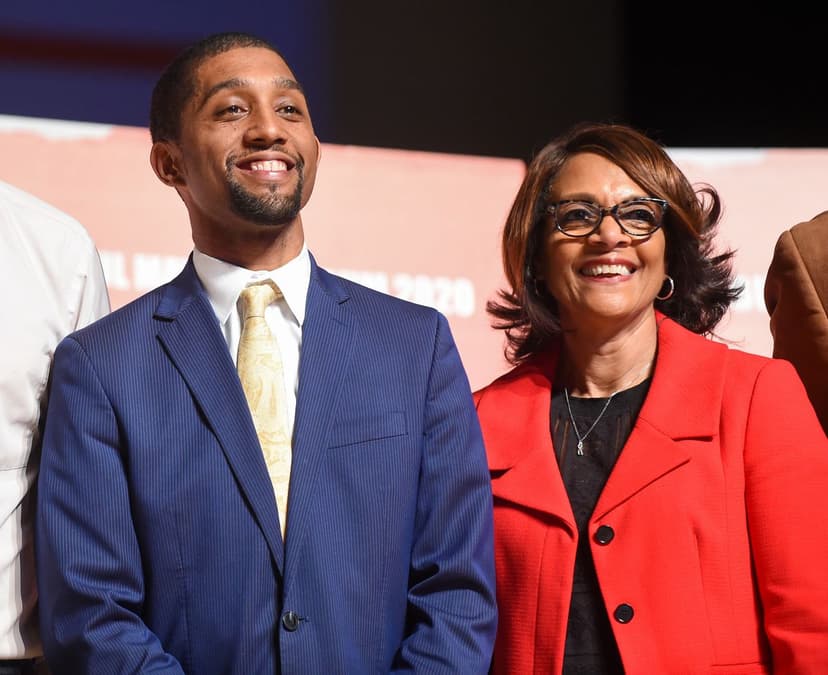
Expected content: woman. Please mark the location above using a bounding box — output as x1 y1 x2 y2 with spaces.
475 122 828 674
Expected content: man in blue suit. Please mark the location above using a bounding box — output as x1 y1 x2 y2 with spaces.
36 32 497 674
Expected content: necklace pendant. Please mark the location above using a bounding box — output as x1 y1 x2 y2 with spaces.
565 386 615 459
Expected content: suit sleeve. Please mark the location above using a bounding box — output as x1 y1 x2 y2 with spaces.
764 225 828 432
392 313 497 673
36 336 185 674
744 358 828 672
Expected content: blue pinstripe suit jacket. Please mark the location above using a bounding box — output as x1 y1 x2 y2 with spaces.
36 254 497 674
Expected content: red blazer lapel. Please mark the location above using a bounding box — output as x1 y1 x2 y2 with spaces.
595 316 726 518
475 350 576 532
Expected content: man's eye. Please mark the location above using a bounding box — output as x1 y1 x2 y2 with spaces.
215 104 246 117
279 105 301 116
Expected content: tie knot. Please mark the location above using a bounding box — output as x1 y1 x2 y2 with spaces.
240 281 282 319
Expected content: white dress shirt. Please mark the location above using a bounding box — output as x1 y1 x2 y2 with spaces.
192 246 310 442
0 180 110 658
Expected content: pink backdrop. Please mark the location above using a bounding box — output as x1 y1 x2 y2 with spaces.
2 114 825 390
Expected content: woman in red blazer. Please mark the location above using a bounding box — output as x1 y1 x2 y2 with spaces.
475 122 828 674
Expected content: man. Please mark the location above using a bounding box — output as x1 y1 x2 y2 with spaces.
36 32 497 674
1 179 109 675
764 211 828 433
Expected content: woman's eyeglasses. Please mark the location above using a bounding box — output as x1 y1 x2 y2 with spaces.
546 197 668 237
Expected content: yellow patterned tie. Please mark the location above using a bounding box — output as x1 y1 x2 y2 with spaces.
237 281 292 540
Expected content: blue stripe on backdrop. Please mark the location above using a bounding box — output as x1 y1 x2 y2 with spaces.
0 0 333 139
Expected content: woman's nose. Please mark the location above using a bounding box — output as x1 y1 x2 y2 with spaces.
589 213 632 246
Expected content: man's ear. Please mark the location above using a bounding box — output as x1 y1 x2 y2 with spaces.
314 135 322 165
150 141 185 187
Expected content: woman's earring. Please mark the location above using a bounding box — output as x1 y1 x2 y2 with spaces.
656 275 675 301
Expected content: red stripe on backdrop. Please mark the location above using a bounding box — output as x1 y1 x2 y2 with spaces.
1 116 825 389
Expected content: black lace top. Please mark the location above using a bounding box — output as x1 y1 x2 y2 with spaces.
549 378 651 675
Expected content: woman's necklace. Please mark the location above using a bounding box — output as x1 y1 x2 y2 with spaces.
561 347 657 456
564 387 617 456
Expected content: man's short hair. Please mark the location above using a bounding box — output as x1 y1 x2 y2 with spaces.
149 32 287 143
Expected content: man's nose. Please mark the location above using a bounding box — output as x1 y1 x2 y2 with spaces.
244 107 286 146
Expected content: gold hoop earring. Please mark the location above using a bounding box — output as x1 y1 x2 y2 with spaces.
656 275 675 301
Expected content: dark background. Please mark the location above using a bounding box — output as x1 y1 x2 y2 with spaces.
0 2 823 162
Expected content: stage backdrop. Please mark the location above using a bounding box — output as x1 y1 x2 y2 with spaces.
2 114 825 390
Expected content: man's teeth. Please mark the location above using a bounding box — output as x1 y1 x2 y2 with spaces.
582 264 632 276
250 160 287 172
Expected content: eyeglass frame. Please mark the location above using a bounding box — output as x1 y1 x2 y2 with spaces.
545 197 669 238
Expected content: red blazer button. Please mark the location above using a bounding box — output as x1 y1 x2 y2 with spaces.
613 603 634 623
594 525 615 544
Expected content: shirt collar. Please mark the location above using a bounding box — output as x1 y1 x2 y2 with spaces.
192 245 310 327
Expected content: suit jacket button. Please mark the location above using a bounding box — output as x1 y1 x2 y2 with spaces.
613 603 634 623
282 611 300 631
594 525 615 544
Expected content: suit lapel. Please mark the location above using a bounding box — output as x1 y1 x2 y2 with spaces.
283 260 354 584
592 422 691 520
478 351 577 533
154 260 285 571
594 316 725 519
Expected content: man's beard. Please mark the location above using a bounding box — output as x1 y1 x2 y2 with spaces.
226 157 305 226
